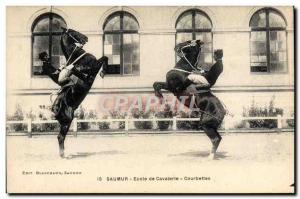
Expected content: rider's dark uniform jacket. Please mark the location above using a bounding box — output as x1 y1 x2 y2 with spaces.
40 49 108 88
202 60 223 86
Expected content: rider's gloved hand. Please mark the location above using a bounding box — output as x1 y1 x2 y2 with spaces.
193 68 206 75
39 52 50 62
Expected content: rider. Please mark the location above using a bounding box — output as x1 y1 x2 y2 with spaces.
175 40 223 92
39 49 107 88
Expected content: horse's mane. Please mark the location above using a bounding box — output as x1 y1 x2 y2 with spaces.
60 32 87 64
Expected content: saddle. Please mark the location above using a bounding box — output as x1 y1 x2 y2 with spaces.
58 52 88 85
166 69 210 96
185 84 211 94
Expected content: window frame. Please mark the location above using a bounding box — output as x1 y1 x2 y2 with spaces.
175 9 213 65
102 11 140 76
31 12 66 77
249 8 287 74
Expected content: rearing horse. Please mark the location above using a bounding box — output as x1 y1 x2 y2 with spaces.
153 40 226 159
39 28 108 157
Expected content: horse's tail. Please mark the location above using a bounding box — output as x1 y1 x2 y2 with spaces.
220 100 234 117
51 86 74 124
208 91 233 118
50 88 63 104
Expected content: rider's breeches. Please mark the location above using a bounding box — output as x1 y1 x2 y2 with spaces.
187 74 210 87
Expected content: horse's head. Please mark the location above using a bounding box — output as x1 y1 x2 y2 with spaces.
185 40 203 54
176 39 204 72
184 40 204 64
61 27 88 46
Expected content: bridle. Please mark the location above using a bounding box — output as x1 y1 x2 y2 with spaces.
62 29 85 66
64 28 82 45
180 43 202 72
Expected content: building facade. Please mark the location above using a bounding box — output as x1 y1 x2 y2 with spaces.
6 6 294 119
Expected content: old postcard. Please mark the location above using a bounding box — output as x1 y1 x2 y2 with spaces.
6 6 295 194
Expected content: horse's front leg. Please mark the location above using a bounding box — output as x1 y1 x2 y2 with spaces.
97 56 108 78
153 81 169 99
57 121 72 158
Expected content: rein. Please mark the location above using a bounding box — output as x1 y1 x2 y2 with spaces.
62 30 86 69
69 52 87 67
172 68 193 74
180 44 201 71
65 45 79 66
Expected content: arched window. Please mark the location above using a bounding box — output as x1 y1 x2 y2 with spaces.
32 13 67 76
250 8 287 73
176 9 213 69
103 11 139 75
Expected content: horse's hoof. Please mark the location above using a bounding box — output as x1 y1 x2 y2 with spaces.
100 71 105 78
211 137 222 154
59 150 65 158
154 91 163 99
208 153 216 160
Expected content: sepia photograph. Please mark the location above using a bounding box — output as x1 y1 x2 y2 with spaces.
6 5 295 194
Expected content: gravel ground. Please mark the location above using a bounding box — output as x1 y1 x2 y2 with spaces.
7 132 294 193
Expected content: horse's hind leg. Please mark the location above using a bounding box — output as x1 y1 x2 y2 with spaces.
58 121 72 158
97 56 108 78
202 125 222 159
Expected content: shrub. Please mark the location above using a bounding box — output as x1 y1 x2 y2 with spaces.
245 96 283 129
131 109 153 130
175 111 200 130
75 105 89 130
24 106 59 132
110 111 126 129
44 106 59 131
26 109 38 131
286 113 294 128
156 105 173 130
86 109 98 130
7 104 26 131
176 111 191 130
98 115 110 130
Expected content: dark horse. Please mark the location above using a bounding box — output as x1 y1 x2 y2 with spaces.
39 28 108 157
153 40 226 159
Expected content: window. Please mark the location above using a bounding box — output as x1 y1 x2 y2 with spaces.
31 13 67 76
103 11 139 75
176 9 213 69
250 8 287 73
